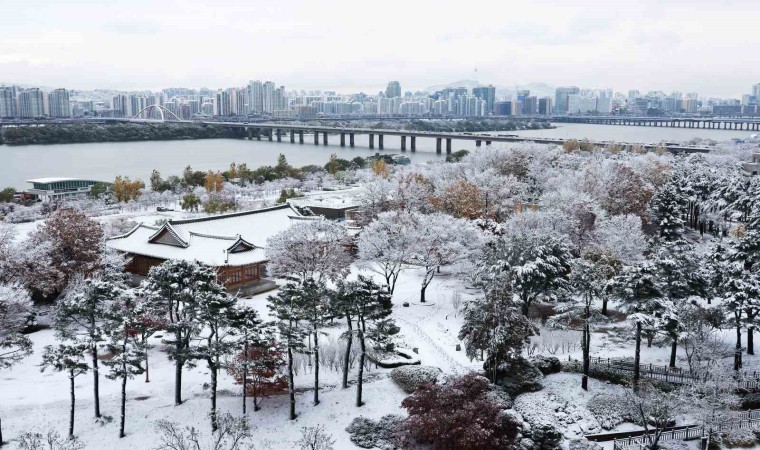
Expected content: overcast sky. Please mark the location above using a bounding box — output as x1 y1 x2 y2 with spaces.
1 0 758 97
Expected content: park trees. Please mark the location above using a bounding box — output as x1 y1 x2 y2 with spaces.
40 343 89 438
266 220 352 283
357 210 415 295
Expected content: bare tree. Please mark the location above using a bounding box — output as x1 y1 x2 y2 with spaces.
295 425 335 450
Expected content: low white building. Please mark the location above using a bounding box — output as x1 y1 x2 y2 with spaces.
26 177 104 201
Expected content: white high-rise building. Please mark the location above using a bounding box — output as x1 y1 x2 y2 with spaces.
248 80 263 113
262 81 275 114
48 88 71 118
19 88 45 118
0 86 18 118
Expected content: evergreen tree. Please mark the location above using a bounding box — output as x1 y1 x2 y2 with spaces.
140 260 209 405
649 182 686 243
103 293 146 438
267 279 309 420
298 278 329 406
40 343 89 438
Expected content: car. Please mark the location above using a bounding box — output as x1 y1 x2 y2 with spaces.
156 206 174 212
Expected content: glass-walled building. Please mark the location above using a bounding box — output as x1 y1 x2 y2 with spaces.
26 177 103 201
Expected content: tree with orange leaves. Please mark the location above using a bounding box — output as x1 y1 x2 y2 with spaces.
204 170 224 193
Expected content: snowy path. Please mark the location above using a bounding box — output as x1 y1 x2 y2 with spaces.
396 316 466 375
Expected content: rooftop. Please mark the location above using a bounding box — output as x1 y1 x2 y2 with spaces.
26 177 102 184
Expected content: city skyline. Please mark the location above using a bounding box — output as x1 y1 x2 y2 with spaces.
2 0 759 97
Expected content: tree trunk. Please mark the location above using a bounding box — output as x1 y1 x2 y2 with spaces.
287 344 296 420
582 300 590 391
1 415 4 447
357 331 366 407
119 371 127 438
420 285 426 303
92 346 101 418
210 361 218 432
242 342 248 415
521 300 530 317
669 338 678 368
174 355 183 406
313 329 320 406
735 319 743 371
342 316 353 389
69 371 76 438
646 331 653 348
749 326 755 355
144 338 150 383
601 298 608 316
634 322 642 391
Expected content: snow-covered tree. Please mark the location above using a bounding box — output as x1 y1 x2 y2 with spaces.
623 382 687 450
193 286 240 431
40 343 89 438
54 275 125 419
102 293 146 438
357 210 415 295
649 181 687 242
0 282 33 446
267 279 309 420
477 229 571 316
29 207 104 293
154 413 254 450
295 425 335 450
593 214 647 264
228 327 286 413
140 260 210 405
405 212 480 303
266 220 352 283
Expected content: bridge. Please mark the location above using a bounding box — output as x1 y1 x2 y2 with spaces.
553 115 760 131
0 117 713 153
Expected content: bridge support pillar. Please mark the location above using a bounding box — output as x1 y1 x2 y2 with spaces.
323 132 328 145
436 138 442 154
446 138 452 154
476 140 482 147
268 129 273 141
299 131 304 144
314 131 319 145
410 136 416 151
276 129 282 142
379 134 384 150
246 128 252 140
340 133 345 147
369 134 375 149
486 140 492 146
350 133 355 147
290 130 295 143
401 136 406 151
256 128 261 140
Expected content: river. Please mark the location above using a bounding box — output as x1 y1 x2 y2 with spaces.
1 124 752 190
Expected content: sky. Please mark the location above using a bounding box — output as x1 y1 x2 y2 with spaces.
1 0 759 98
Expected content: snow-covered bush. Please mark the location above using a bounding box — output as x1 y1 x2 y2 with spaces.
721 428 758 448
490 357 544 396
586 393 635 430
345 415 404 449
657 440 690 450
390 365 441 393
568 438 602 450
527 421 564 450
531 356 562 375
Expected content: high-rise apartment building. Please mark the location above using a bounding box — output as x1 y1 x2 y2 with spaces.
538 97 553 115
48 88 71 118
554 86 579 114
215 90 232 116
19 88 45 118
385 81 401 98
262 81 276 114
112 94 129 118
247 80 263 113
0 86 17 118
523 96 539 115
472 85 496 114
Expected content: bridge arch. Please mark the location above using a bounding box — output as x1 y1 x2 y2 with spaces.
131 104 182 122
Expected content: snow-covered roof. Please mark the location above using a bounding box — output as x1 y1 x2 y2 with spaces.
106 204 302 267
26 177 98 184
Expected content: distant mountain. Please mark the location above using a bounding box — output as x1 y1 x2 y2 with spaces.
424 80 556 100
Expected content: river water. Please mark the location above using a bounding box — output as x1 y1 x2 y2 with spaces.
1 123 752 190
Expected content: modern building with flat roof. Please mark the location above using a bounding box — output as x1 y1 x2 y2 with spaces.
26 177 104 202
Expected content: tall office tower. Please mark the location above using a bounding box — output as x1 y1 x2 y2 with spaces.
19 88 46 118
0 86 18 118
112 94 129 118
523 96 539 114
274 86 287 111
227 88 239 115
128 94 147 118
554 86 579 114
262 81 275 114
385 81 401 99
753 84 760 99
247 80 263 113
472 85 496 114
516 89 530 105
538 97 553 115
235 89 248 115
215 90 231 116
48 88 71 118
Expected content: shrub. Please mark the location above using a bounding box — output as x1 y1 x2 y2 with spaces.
390 365 441 393
741 393 760 409
587 393 635 430
531 356 561 375
529 422 563 450
346 415 404 450
722 428 758 448
569 438 602 450
489 357 544 396
397 373 521 450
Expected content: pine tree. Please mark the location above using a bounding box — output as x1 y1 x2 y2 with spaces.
103 293 146 438
649 182 686 243
193 286 240 431
41 343 89 438
140 260 209 405
267 279 308 420
298 278 329 406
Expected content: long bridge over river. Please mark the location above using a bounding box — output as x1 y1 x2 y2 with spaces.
202 121 712 154
1 116 714 153
553 115 760 131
